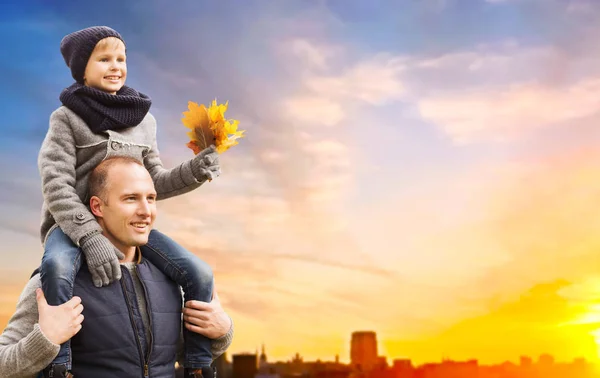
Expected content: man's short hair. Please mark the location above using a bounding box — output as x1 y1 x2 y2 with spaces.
87 156 144 203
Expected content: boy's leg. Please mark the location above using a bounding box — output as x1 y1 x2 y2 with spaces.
39 226 82 373
142 229 214 370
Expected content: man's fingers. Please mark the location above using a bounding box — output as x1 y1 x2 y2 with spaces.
182 307 211 321
185 300 211 310
65 296 82 308
75 314 84 325
183 315 208 328
185 322 208 336
73 303 84 315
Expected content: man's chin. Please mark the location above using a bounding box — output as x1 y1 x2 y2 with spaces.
130 235 150 246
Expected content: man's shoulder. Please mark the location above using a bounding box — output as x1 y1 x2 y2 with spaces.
26 273 41 290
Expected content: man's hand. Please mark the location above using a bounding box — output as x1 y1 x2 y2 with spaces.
36 288 84 345
183 289 231 339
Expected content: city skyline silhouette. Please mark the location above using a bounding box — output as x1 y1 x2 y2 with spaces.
204 330 599 378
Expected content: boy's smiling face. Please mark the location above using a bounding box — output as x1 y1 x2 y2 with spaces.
83 37 127 95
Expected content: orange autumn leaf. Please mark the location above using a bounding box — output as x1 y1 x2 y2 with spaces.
186 140 203 155
181 99 245 154
181 101 215 151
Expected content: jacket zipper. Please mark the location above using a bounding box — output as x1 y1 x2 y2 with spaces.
136 265 154 378
120 269 149 377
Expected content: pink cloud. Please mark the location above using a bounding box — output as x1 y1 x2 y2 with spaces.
417 78 600 143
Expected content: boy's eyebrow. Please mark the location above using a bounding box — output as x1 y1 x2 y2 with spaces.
96 53 124 56
95 51 126 57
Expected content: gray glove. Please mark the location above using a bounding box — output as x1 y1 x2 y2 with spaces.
191 145 221 182
80 233 125 287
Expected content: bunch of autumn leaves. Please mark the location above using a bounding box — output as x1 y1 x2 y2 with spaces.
182 100 245 155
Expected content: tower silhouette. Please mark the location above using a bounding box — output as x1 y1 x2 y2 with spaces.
350 331 378 372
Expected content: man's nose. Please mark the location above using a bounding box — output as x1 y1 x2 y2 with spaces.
137 201 151 215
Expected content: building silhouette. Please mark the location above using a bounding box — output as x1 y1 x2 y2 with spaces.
232 353 258 378
258 344 268 372
256 344 280 378
214 351 230 378
350 331 378 372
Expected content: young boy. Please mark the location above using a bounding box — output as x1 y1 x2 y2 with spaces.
38 26 219 378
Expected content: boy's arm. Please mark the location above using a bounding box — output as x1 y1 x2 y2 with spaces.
38 108 103 245
0 275 60 378
38 108 122 287
143 113 219 201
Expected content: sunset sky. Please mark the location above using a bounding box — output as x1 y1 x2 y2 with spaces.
3 0 600 366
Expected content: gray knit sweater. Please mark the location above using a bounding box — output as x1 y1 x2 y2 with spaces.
0 270 234 378
38 106 208 246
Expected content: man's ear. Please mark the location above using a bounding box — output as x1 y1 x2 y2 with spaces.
89 196 104 218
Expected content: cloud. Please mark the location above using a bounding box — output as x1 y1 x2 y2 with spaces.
280 39 407 127
392 28 600 143
424 146 600 317
302 54 407 106
283 96 344 126
283 38 339 71
408 43 562 88
567 0 599 14
339 142 600 349
264 27 600 147
417 78 600 144
261 252 396 277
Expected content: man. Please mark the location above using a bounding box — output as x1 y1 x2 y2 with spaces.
0 156 233 378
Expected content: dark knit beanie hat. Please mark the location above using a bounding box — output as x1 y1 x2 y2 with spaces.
60 26 125 84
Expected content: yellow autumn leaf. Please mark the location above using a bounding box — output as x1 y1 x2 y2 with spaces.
181 99 245 155
181 101 214 154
